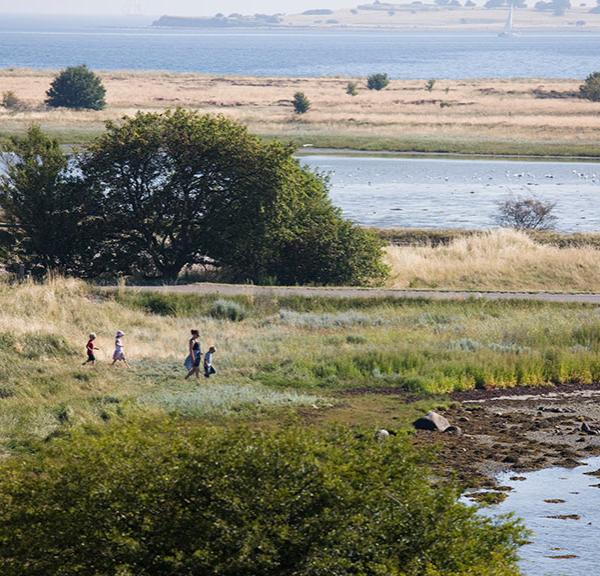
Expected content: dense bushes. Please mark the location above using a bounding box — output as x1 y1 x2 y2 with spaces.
367 72 390 91
0 112 387 285
0 126 100 276
580 71 600 101
0 420 525 576
45 65 106 110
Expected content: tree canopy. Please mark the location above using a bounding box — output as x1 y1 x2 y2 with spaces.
0 126 100 276
0 111 387 286
0 419 526 576
46 65 106 110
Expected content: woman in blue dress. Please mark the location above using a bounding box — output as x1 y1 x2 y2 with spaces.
185 329 202 380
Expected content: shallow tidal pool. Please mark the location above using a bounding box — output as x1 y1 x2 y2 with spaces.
482 456 600 576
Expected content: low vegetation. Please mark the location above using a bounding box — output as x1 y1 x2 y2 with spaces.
2 71 600 156
0 91 26 111
2 277 600 451
385 229 600 292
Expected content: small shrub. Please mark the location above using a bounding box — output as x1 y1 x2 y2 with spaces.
426 78 436 91
1 91 26 111
45 64 106 110
346 81 358 96
54 404 74 424
580 71 600 101
210 299 247 321
495 196 558 230
367 73 390 91
293 91 311 114
346 334 367 344
0 332 16 351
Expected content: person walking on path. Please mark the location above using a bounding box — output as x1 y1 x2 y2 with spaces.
204 346 217 378
185 329 202 380
82 333 99 366
111 330 130 367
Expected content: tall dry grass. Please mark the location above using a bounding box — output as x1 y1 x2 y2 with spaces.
385 229 600 292
0 70 598 149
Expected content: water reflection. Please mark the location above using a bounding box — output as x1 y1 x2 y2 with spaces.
482 457 600 576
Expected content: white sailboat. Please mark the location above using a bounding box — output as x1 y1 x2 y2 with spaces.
499 1 515 37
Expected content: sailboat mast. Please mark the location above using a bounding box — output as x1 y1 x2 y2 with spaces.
505 1 514 35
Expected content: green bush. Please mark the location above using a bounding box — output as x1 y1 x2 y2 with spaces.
0 126 101 277
210 298 247 321
0 420 526 576
45 64 106 110
367 73 390 91
580 71 600 101
293 91 311 114
346 81 358 96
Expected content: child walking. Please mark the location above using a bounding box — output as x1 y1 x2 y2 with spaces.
204 346 217 378
111 330 130 367
83 333 99 366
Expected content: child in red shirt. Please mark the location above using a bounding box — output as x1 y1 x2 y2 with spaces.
83 333 99 366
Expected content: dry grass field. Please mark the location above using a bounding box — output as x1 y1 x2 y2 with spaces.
1 69 599 155
385 229 600 291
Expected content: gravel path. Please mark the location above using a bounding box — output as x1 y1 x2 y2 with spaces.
111 283 600 304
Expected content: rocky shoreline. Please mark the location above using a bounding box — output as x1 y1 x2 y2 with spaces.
412 383 600 498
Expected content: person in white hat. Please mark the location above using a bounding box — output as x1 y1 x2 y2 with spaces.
111 330 129 367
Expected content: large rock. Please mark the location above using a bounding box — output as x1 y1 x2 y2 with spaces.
413 411 451 432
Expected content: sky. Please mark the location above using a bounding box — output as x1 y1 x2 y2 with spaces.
0 0 356 16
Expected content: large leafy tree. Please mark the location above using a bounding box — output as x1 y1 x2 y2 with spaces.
85 109 387 284
83 110 290 279
46 65 106 110
0 126 99 276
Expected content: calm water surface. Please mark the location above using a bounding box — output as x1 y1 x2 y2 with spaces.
301 155 600 232
0 16 600 78
482 456 600 576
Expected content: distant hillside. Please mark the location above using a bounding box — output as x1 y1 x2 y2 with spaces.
153 14 283 28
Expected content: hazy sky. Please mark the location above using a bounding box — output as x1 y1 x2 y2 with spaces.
0 0 356 16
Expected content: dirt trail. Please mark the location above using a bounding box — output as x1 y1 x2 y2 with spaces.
113 283 600 304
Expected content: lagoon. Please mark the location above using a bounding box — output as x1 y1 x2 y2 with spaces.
302 155 600 232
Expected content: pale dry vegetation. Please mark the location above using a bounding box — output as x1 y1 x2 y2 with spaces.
1 69 599 154
385 229 600 291
0 278 319 449
284 4 600 32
